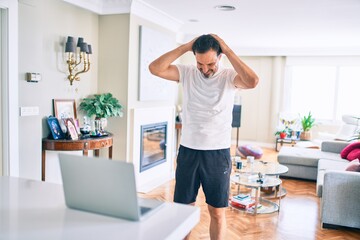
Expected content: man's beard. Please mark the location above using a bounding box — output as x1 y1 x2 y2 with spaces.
200 69 215 78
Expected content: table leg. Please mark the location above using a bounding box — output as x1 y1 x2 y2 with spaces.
254 187 260 215
41 150 46 181
109 146 113 159
83 150 88 156
277 184 281 212
94 149 99 157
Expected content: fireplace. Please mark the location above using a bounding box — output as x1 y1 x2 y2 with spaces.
140 122 167 172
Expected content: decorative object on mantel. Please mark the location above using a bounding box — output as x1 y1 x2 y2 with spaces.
65 36 92 85
79 93 123 136
300 111 316 140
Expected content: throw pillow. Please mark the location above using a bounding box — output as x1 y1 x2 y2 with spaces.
237 145 263 159
345 159 360 172
347 148 360 161
340 142 360 159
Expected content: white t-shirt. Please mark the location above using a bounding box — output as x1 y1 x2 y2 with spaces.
176 64 238 150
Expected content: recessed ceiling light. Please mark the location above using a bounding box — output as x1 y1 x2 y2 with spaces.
189 19 199 22
214 5 236 11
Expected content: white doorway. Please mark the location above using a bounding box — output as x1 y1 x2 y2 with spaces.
0 0 19 177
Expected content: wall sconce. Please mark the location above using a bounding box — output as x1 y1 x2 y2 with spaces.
65 36 92 85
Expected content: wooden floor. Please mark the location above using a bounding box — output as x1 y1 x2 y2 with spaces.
141 147 360 240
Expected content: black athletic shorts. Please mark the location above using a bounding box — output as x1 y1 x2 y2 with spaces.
173 145 232 208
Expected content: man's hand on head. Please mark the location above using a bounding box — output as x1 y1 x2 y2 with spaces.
210 34 230 55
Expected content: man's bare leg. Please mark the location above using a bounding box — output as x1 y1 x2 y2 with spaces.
207 205 226 240
183 202 196 240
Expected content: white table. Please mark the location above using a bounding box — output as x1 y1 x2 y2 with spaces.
0 176 200 240
230 174 282 214
236 160 288 198
238 161 289 176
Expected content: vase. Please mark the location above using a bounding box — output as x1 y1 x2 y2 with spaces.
279 132 287 139
300 131 312 140
100 118 107 132
93 119 101 135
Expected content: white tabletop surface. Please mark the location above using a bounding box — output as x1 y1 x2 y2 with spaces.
0 176 200 240
238 161 289 176
230 174 282 188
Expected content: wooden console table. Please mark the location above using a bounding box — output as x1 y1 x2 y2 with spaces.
275 137 300 152
42 134 113 181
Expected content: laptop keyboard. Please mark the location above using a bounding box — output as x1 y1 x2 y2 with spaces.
140 206 152 215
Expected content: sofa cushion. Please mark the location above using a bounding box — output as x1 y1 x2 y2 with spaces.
348 149 360 161
316 159 348 197
345 159 360 172
318 158 349 171
340 142 360 159
278 147 344 167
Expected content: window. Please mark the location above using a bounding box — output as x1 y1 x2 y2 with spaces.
284 57 360 122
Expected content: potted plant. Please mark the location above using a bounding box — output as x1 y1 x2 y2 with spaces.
275 127 292 139
79 93 123 133
300 111 315 140
275 129 287 139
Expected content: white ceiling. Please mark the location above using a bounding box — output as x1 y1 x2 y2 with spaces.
64 0 360 55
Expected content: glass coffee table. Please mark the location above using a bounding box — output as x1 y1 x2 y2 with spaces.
236 160 289 198
230 174 282 214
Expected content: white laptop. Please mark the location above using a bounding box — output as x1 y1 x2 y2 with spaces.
58 153 165 221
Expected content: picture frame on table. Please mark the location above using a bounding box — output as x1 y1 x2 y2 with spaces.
63 118 79 140
53 99 77 119
47 116 65 140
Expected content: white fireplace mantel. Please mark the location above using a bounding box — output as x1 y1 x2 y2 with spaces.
131 106 176 193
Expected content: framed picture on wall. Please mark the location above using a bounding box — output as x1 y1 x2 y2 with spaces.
53 99 77 119
138 25 176 101
47 116 65 140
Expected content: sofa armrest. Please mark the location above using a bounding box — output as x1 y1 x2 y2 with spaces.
321 170 360 229
321 141 349 154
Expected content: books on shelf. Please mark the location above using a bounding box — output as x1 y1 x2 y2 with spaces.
230 194 256 209
247 203 269 213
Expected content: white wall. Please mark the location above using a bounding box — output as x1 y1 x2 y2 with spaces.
0 0 18 177
98 14 130 161
18 0 98 182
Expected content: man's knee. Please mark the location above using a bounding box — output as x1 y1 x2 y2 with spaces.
207 205 225 221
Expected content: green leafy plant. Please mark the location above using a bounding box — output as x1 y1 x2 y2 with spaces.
79 93 123 119
301 111 315 132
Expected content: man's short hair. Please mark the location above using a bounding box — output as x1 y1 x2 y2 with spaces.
192 34 222 56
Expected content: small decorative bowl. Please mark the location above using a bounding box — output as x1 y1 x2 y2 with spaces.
80 128 90 135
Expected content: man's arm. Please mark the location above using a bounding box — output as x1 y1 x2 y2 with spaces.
149 38 196 82
211 34 259 89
